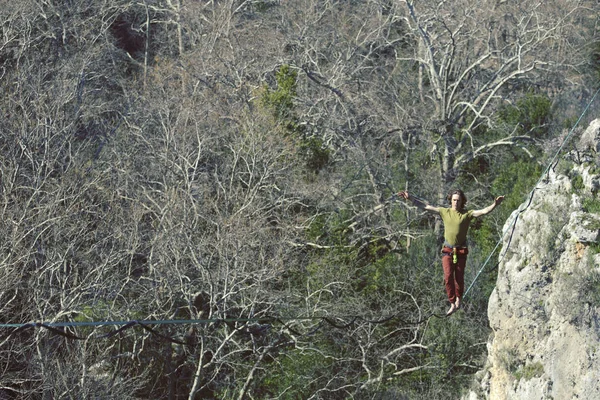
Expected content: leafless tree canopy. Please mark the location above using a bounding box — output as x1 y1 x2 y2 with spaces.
0 0 598 398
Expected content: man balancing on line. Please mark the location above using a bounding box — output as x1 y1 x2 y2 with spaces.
398 189 504 316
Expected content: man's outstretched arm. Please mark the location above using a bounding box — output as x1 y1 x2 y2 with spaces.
397 191 440 213
472 196 505 218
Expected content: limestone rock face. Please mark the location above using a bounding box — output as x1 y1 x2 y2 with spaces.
578 118 600 154
467 120 600 400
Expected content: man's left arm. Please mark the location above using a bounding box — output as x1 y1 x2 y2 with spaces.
472 196 505 218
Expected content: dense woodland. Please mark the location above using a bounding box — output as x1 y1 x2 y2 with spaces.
1 0 599 399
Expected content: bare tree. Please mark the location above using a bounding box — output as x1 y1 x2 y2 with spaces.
1 0 598 398
394 0 594 190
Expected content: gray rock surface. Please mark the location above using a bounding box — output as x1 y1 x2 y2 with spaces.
578 118 600 153
466 119 600 400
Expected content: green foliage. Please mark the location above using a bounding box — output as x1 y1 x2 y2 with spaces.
571 174 585 193
461 155 491 178
253 0 278 13
353 250 397 296
260 349 333 399
306 209 354 246
299 136 330 173
470 160 541 256
304 215 397 299
591 41 600 83
456 91 551 196
306 214 328 241
497 347 518 373
261 65 298 124
74 303 109 323
498 350 547 384
582 196 600 214
514 362 545 381
492 159 539 211
580 268 600 306
553 158 572 176
497 347 527 380
497 91 553 138
260 65 330 173
400 313 487 397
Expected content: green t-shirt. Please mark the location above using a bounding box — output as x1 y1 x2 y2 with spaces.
439 208 475 247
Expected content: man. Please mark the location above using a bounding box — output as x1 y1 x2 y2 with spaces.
398 189 504 316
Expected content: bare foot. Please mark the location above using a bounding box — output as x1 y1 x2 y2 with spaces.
446 303 457 316
455 297 461 310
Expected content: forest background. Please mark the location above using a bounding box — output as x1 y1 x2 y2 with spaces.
1 0 599 399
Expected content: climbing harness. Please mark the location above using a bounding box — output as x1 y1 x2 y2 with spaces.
441 242 468 264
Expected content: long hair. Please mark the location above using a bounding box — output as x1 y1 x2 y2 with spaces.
447 189 467 211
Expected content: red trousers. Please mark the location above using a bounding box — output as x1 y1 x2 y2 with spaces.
441 249 467 303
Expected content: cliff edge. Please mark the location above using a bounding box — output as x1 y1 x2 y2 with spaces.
467 119 600 400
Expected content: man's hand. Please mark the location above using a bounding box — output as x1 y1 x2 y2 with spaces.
397 191 409 200
472 195 505 218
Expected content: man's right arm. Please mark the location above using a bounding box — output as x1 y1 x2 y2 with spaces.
397 191 440 213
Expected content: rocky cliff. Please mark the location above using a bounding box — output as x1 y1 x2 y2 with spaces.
467 119 600 400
